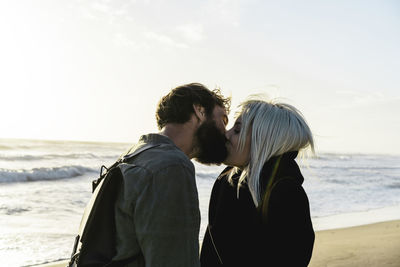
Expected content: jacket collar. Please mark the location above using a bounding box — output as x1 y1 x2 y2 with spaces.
259 151 304 187
138 133 176 146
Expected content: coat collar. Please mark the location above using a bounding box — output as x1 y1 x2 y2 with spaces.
259 151 304 188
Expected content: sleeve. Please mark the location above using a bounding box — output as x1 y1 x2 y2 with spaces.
261 180 315 267
133 164 201 267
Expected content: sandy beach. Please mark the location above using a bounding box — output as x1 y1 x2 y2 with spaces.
309 220 400 267
37 220 400 267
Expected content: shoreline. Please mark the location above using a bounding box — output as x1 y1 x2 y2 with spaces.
34 219 400 267
312 204 400 231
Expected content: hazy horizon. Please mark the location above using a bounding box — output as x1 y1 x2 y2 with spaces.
1 136 399 156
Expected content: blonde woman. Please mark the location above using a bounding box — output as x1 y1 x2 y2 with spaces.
200 99 315 267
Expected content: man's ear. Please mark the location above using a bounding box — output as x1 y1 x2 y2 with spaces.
193 104 206 123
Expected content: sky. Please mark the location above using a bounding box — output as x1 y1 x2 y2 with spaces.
0 0 399 154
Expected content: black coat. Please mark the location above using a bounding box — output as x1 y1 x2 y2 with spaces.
200 152 315 267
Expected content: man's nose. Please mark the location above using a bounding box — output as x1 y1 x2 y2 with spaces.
218 122 227 134
225 129 231 140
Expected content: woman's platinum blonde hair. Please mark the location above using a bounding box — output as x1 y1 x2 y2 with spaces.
229 98 314 206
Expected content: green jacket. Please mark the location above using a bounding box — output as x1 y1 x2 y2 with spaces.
113 134 201 267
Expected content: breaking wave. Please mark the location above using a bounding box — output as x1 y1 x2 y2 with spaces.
0 165 97 183
0 153 118 161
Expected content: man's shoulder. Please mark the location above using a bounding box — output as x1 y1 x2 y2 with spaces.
118 144 195 197
130 143 194 175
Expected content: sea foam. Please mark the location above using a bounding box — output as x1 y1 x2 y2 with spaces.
0 165 97 183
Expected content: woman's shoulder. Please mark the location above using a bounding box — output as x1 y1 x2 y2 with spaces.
271 177 305 194
259 153 304 192
267 178 310 212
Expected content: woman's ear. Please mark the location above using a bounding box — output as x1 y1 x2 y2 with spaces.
193 104 206 123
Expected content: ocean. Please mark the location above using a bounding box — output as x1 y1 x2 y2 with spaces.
1 138 399 267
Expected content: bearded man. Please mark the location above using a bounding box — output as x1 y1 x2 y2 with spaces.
112 83 230 267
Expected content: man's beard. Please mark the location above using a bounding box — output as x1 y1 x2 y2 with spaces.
194 119 228 165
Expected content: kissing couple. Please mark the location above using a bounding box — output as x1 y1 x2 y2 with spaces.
72 83 315 267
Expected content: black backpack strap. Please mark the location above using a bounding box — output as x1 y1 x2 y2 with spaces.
91 143 161 193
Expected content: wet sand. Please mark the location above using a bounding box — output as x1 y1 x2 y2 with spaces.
309 220 400 267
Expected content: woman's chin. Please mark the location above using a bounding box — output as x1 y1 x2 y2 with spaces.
223 150 244 167
222 154 233 166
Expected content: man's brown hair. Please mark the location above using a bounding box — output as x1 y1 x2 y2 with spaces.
156 83 230 130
